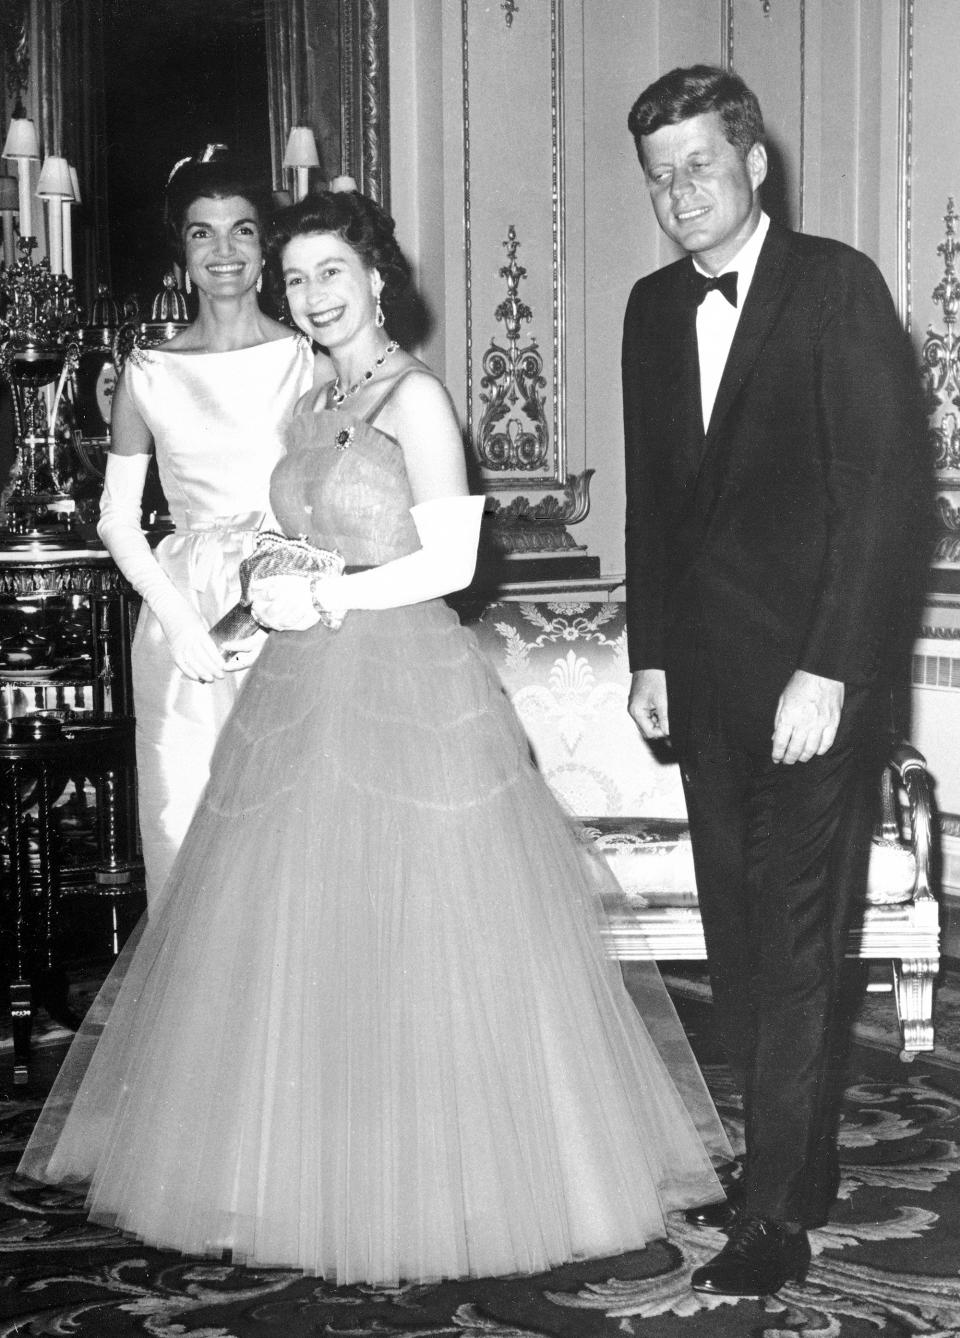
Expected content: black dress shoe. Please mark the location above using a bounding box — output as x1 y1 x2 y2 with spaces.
684 1177 743 1230
690 1215 811 1297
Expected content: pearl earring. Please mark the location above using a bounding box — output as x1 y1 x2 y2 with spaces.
184 271 192 294
375 295 385 329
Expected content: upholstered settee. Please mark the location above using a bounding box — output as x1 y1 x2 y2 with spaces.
468 600 939 1060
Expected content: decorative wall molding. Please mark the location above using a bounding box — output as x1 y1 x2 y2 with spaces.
460 0 566 489
921 198 960 570
798 0 806 233
485 468 595 556
341 0 389 207
722 0 735 71
478 227 548 472
897 0 915 332
919 625 960 640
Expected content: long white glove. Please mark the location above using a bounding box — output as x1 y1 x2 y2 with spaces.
97 453 225 681
249 494 484 630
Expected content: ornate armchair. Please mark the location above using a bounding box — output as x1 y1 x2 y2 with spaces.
469 601 939 1060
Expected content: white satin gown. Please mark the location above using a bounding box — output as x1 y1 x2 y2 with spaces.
121 335 314 901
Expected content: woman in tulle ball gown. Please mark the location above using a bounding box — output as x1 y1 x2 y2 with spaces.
97 149 316 901
20 189 732 1287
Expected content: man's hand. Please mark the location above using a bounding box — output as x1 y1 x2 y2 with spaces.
771 669 844 764
628 668 670 740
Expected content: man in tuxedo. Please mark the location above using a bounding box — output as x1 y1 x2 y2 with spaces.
622 65 924 1297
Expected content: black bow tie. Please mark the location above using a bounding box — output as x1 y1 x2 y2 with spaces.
690 269 738 308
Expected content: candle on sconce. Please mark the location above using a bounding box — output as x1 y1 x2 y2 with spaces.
282 126 320 203
61 197 71 277
37 155 73 274
2 108 40 241
61 165 81 279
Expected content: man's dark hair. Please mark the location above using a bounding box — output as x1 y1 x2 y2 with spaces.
628 64 765 162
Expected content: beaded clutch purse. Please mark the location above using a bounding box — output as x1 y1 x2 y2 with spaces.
209 531 346 652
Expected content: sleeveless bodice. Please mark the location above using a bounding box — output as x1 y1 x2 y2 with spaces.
271 408 421 567
123 336 314 529
120 334 315 904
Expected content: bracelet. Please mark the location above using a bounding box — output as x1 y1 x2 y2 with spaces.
309 574 328 615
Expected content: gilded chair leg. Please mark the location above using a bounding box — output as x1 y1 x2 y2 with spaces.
893 958 938 1060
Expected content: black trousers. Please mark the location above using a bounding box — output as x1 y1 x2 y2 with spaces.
677 679 880 1228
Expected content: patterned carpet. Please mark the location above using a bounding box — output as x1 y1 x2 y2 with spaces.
2 972 960 1337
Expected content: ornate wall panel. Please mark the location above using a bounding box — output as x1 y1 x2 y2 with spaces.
459 0 567 490
391 0 960 866
911 0 960 617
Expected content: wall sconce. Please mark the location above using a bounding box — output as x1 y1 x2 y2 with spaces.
282 126 319 202
2 106 41 240
36 155 73 275
0 174 18 265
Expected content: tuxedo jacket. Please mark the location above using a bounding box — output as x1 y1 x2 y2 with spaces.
622 220 924 754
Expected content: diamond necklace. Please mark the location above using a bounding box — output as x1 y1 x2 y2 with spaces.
331 340 399 408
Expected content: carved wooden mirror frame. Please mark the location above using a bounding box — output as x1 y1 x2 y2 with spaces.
265 0 390 209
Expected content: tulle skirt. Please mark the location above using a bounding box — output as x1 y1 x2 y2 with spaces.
20 599 729 1286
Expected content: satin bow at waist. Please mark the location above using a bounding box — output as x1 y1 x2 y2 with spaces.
175 511 267 592
181 510 266 535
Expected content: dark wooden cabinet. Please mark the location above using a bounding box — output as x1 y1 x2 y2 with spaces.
0 540 143 1084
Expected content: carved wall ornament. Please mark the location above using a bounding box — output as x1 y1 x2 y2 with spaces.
918 625 960 640
501 0 519 26
897 0 916 329
478 226 549 473
922 200 960 459
485 469 594 556
922 198 960 569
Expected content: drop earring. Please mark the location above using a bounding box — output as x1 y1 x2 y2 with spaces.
256 270 263 294
184 271 192 294
375 295 385 329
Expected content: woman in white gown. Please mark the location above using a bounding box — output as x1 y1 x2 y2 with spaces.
98 151 316 900
21 189 731 1286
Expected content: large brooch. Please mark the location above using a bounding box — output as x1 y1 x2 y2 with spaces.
335 426 355 451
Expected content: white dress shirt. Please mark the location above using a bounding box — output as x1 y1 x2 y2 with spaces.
695 212 770 431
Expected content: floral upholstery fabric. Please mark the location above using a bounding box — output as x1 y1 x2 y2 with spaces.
470 601 916 908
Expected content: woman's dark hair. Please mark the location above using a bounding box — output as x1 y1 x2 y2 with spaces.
164 150 273 266
267 190 410 303
628 64 765 163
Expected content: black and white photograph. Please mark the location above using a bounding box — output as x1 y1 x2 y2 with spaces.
0 3 958 1336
